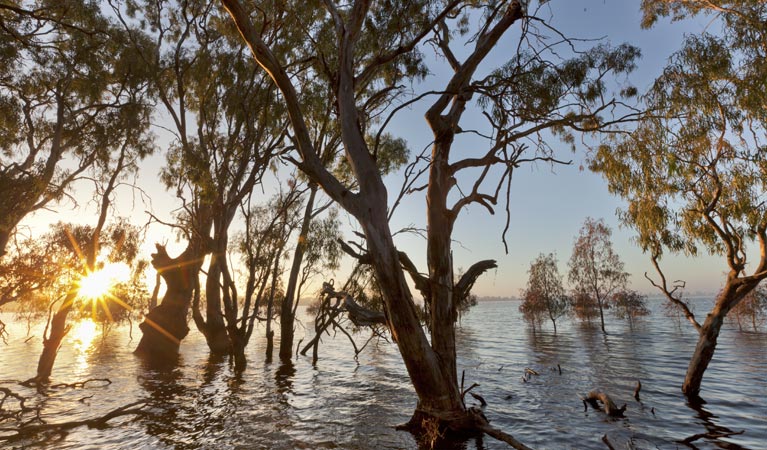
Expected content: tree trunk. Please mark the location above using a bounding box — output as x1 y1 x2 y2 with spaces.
0 229 9 259
597 297 607 334
34 292 76 381
203 256 229 354
360 203 464 423
135 245 196 359
682 282 755 397
426 137 459 391
265 247 281 362
229 325 248 372
279 186 316 361
683 311 724 397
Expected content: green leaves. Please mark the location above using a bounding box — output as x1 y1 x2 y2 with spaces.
594 2 767 274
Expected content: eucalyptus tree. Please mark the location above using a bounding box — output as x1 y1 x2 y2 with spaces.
567 218 629 334
278 182 342 361
25 218 142 382
592 1 767 397
0 1 153 259
222 0 640 442
109 0 288 358
521 253 569 333
236 185 303 365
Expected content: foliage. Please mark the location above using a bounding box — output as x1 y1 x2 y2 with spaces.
520 253 569 332
0 0 154 257
612 290 650 325
591 0 767 324
593 0 767 395
570 290 601 324
731 286 767 331
2 221 143 325
567 218 628 331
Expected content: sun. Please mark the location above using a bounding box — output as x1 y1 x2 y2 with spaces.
77 262 131 300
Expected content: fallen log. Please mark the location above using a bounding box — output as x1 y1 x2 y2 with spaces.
583 390 626 417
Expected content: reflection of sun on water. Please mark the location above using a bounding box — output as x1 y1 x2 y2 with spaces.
72 318 99 349
71 318 100 373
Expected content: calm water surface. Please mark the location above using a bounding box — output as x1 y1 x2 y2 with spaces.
1 299 765 449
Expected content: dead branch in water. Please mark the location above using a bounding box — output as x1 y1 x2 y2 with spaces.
0 400 149 442
582 390 626 417
478 422 533 450
301 280 387 363
50 378 111 389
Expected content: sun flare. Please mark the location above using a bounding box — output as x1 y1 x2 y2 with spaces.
77 262 131 300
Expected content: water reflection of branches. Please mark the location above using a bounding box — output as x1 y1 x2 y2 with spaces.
680 397 746 449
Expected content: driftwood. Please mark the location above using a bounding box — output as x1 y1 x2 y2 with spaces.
583 390 626 417
478 421 533 450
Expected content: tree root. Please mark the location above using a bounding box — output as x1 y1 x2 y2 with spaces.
582 390 626 417
478 423 533 450
397 406 532 450
0 400 148 442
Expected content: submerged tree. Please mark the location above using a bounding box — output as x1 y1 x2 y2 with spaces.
26 219 142 382
568 218 629 334
108 0 288 359
612 290 650 327
730 286 767 332
222 0 640 443
593 1 767 396
520 253 569 333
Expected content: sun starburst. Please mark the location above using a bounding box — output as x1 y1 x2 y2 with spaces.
76 262 131 300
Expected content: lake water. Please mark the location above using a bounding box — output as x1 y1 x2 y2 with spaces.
1 299 765 449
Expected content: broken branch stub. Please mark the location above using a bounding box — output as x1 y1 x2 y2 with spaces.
583 390 627 417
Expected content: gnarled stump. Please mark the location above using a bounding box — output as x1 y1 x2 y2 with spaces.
135 245 196 359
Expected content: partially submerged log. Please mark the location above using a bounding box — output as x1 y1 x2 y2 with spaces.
583 390 626 417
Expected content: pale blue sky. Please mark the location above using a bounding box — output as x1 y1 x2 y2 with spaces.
19 1 730 299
